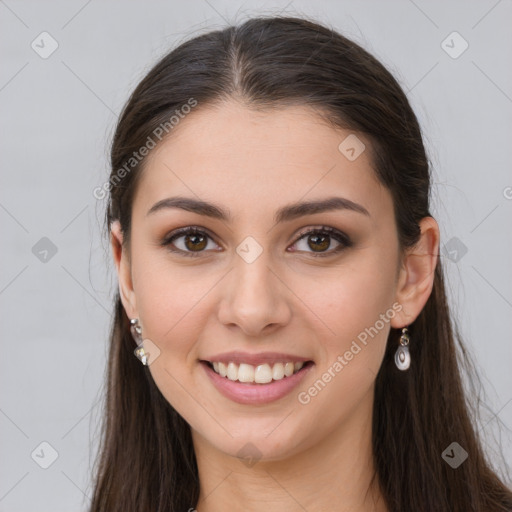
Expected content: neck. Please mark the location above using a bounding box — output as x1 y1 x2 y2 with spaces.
191 386 387 512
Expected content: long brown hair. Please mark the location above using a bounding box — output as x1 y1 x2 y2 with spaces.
90 15 512 511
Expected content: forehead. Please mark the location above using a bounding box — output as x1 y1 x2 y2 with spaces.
133 100 388 221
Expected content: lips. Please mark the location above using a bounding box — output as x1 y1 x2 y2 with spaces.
199 351 315 405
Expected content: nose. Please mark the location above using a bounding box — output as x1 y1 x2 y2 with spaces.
217 248 292 337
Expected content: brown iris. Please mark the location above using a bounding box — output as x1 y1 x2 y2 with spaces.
184 232 208 251
307 233 330 252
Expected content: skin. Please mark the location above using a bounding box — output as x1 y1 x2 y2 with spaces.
110 99 439 511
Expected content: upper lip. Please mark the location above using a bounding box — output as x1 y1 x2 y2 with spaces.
201 351 312 366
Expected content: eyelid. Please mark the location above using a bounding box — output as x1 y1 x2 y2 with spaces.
161 224 352 257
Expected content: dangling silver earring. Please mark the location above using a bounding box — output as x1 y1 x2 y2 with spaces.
394 327 411 371
130 318 148 366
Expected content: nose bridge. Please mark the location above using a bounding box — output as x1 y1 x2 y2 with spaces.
235 240 274 298
218 236 291 334
233 238 278 308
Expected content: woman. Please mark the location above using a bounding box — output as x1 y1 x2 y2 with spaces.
90 15 512 511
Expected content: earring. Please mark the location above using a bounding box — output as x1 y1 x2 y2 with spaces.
130 318 149 366
394 327 411 371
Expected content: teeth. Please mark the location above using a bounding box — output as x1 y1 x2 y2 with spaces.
238 363 254 383
272 362 284 380
218 362 227 377
209 360 306 383
255 364 273 384
227 362 238 381
284 362 294 377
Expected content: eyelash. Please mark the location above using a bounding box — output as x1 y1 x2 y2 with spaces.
161 225 352 258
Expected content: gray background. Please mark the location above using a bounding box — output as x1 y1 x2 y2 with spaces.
1 0 511 510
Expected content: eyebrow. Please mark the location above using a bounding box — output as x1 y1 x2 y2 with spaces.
146 195 370 223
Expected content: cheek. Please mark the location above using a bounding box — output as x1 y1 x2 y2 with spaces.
133 267 212 418
132 256 218 371
292 253 397 383
293 280 392 427
298 253 397 335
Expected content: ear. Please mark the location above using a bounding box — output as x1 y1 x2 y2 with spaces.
390 216 440 328
110 220 137 319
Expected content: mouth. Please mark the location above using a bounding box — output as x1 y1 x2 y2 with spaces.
199 358 315 405
201 360 314 384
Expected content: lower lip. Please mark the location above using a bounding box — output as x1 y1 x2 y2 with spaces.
201 361 314 405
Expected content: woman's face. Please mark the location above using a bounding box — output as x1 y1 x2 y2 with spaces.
112 100 419 463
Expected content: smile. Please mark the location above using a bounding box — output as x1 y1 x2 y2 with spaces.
207 360 307 383
200 359 315 405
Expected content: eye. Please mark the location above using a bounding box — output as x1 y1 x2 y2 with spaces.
161 225 352 258
161 227 220 257
289 226 352 257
